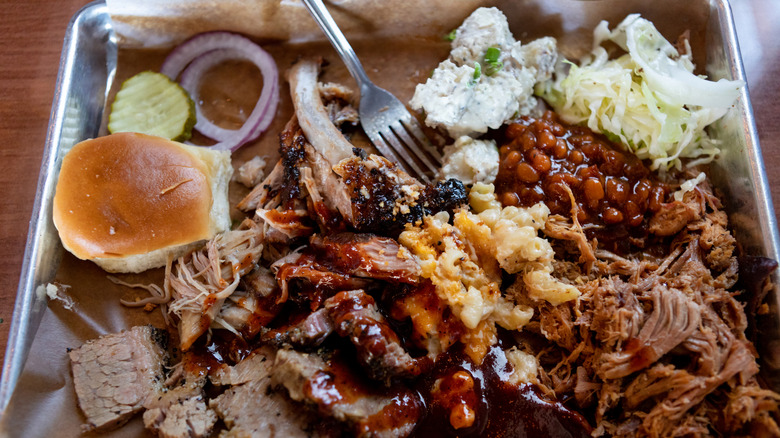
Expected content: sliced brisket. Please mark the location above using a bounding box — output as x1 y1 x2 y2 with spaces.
210 347 316 437
211 346 278 386
69 326 168 432
143 378 217 438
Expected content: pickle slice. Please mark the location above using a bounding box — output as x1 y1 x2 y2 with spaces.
108 71 196 142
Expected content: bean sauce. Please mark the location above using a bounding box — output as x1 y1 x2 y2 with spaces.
495 111 669 228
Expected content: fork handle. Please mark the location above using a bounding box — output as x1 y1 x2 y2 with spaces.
301 0 372 89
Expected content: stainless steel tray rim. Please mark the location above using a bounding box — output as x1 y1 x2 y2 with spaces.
0 0 116 413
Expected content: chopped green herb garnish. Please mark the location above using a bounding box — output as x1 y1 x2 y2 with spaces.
483 47 503 76
485 47 501 63
472 62 482 83
485 62 503 76
446 29 457 41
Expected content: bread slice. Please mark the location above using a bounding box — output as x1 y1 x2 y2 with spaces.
53 132 233 273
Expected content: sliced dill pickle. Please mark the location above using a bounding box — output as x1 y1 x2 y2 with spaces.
108 71 196 141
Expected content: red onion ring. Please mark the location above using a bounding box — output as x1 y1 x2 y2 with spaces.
161 32 279 151
179 49 275 143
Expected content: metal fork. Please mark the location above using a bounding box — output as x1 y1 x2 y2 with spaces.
301 0 442 183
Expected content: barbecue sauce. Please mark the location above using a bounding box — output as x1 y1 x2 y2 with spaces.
183 330 252 376
412 344 592 437
304 350 425 436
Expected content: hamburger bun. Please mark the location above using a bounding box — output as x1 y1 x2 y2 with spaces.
53 132 233 273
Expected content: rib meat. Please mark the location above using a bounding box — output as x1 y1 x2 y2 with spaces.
324 290 427 381
334 153 467 236
309 232 420 284
210 346 278 386
272 349 423 438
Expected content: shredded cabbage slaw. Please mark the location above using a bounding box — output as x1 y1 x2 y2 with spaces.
539 14 743 171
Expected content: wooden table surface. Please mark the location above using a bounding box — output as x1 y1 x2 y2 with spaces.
0 0 778 369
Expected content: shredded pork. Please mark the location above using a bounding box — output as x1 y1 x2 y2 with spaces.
533 187 780 437
168 219 265 350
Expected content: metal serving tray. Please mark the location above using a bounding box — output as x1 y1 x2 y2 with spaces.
1 0 778 418
0 1 117 411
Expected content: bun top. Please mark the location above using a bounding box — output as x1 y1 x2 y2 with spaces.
53 132 226 261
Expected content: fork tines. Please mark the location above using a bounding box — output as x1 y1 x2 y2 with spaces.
368 115 442 184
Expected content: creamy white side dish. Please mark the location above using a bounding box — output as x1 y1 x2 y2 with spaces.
439 136 499 184
410 7 557 139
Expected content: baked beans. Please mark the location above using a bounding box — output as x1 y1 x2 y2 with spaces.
495 111 669 227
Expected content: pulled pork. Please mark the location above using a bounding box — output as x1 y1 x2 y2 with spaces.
532 184 780 437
